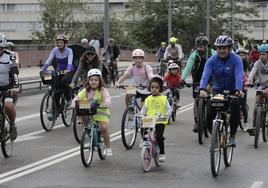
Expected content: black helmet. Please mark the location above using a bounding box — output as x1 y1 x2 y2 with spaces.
195 36 209 46
85 46 96 54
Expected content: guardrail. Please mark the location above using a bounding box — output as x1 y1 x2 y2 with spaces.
19 64 160 93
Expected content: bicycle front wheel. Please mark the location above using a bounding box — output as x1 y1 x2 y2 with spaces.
254 106 262 148
1 118 13 158
40 93 56 131
197 98 205 145
121 107 138 149
141 146 151 172
80 130 94 167
72 110 84 143
262 109 267 142
210 123 221 177
223 122 233 167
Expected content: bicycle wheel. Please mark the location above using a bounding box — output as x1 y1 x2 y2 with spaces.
97 133 106 160
72 110 84 143
153 144 160 167
141 146 151 172
197 98 205 145
80 130 94 167
210 122 221 177
1 116 13 158
61 98 74 127
254 106 262 148
223 121 233 167
40 92 56 131
121 107 138 149
262 108 267 142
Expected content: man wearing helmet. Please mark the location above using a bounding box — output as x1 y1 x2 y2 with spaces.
41 34 74 108
116 49 153 107
247 44 268 134
199 35 244 146
180 36 216 132
0 35 19 140
164 37 184 72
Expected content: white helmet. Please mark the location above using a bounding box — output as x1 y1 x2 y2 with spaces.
0 35 7 48
168 63 179 70
5 41 14 47
132 49 145 57
87 68 102 78
81 38 88 44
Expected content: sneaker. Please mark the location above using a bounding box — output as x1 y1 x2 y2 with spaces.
193 127 198 133
159 154 166 162
9 124 17 140
105 148 113 156
229 137 238 147
243 122 248 131
247 128 256 136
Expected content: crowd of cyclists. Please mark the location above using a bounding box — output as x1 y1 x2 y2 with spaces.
0 31 268 174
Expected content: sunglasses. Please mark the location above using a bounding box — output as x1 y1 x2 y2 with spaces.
86 52 95 56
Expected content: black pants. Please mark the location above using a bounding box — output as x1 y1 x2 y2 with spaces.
240 90 248 123
207 98 240 136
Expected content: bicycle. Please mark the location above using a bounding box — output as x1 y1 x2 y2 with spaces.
108 60 119 86
164 87 179 122
247 84 267 148
77 100 106 167
167 57 182 73
139 115 168 172
159 59 167 77
0 91 14 158
209 92 236 177
40 70 74 131
119 85 147 149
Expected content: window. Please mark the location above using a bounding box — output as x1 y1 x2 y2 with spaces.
6 4 16 11
109 3 124 10
254 20 266 27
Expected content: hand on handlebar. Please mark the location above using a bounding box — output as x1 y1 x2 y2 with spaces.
199 90 208 98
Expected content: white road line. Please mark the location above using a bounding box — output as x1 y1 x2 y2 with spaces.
0 103 193 184
250 182 263 188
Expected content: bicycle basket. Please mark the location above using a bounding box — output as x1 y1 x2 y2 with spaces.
126 86 137 95
41 71 54 85
76 100 98 116
141 116 155 128
210 94 228 110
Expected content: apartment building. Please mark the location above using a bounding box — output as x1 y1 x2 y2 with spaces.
0 0 267 42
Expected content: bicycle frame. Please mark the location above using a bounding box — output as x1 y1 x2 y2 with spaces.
85 117 101 149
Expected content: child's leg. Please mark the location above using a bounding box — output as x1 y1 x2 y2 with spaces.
173 88 181 107
99 121 111 148
155 124 165 154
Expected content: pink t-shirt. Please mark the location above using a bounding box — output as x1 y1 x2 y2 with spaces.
126 64 153 86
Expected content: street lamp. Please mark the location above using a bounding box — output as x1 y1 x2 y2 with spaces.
104 0 109 48
261 3 265 41
168 0 172 40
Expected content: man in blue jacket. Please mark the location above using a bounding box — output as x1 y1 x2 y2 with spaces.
199 35 244 146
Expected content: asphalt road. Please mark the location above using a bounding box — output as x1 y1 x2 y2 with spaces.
0 86 267 188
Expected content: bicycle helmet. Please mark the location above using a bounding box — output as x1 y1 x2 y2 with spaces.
258 44 268 53
195 36 209 46
56 34 69 42
0 35 7 48
132 49 145 57
168 63 179 70
161 42 166 46
87 68 102 78
214 35 233 47
236 47 248 54
81 38 88 44
85 46 96 54
5 41 14 47
169 37 178 44
108 38 115 43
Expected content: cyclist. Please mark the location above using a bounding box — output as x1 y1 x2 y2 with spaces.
236 47 251 129
180 36 215 132
103 38 120 76
156 42 166 62
115 49 153 107
199 35 244 146
41 34 74 108
73 69 112 156
80 38 89 48
0 35 19 140
70 46 102 88
140 76 171 162
247 44 268 133
163 63 181 108
164 37 184 67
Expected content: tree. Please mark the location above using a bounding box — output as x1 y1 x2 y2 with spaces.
127 0 258 54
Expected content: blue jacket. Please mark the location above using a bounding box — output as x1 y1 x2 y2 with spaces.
199 52 243 93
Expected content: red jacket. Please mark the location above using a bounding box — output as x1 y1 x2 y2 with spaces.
249 51 259 64
164 73 181 88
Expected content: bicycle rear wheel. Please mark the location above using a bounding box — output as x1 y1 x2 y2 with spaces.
61 99 74 127
210 122 221 177
153 144 160 167
262 109 267 142
121 107 138 149
40 93 56 131
197 98 205 145
254 106 262 148
72 110 84 143
80 130 94 167
141 146 151 172
1 116 13 158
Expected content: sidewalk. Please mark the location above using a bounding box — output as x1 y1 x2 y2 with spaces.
19 61 156 79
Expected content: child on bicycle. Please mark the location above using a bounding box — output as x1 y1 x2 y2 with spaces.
140 76 171 162
163 63 181 108
73 69 112 156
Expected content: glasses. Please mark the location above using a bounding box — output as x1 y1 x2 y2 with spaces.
133 56 143 59
86 52 95 56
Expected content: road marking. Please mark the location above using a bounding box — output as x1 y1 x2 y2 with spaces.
0 103 193 184
15 135 44 143
250 182 263 188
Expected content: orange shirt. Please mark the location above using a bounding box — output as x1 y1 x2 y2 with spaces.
164 73 181 88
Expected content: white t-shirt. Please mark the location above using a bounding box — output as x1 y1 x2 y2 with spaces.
89 39 100 51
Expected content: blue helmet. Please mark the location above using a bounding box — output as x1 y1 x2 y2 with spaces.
258 44 268 52
214 35 233 47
